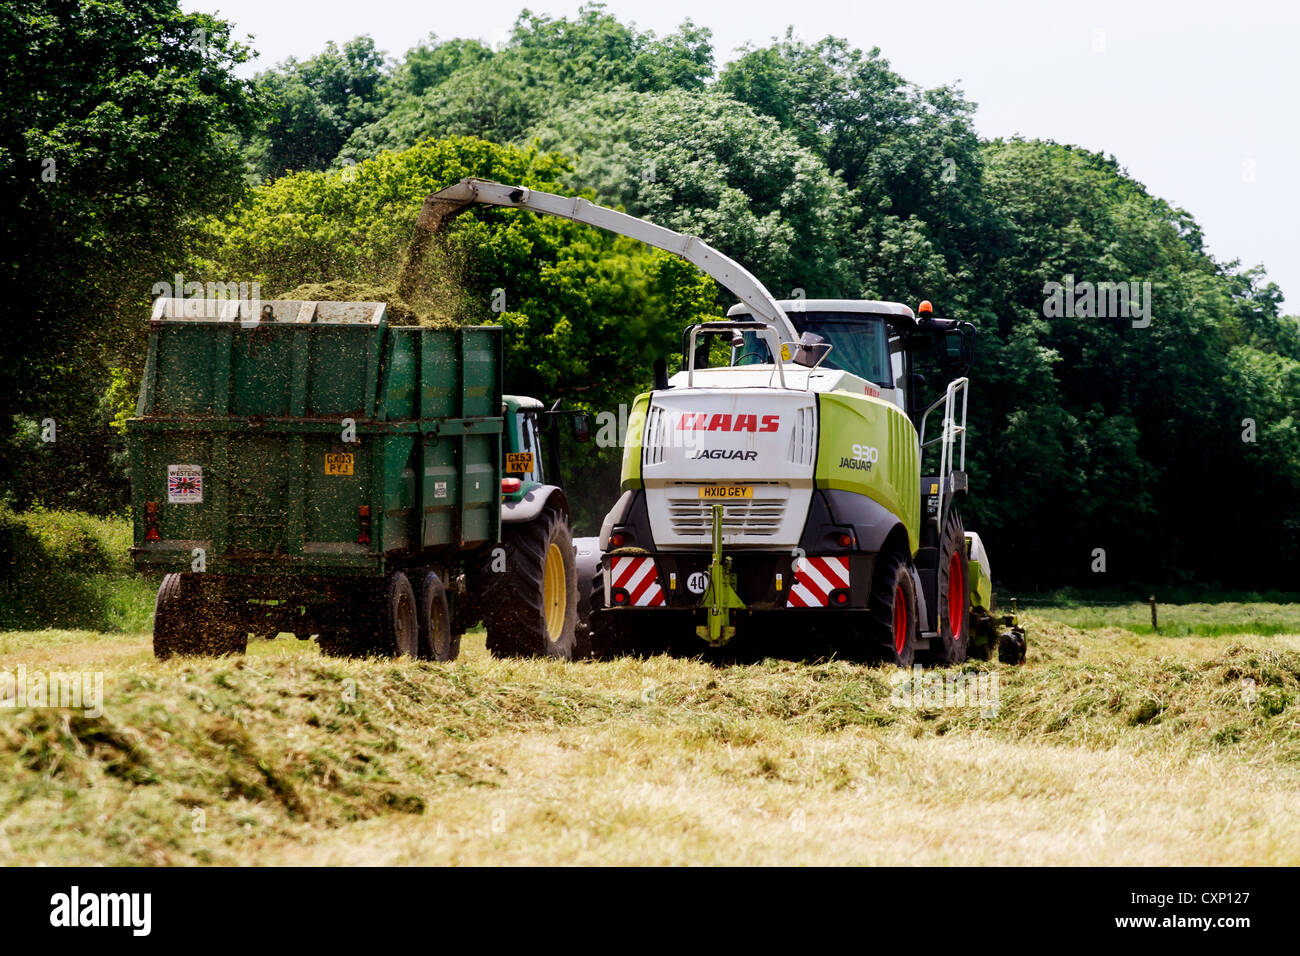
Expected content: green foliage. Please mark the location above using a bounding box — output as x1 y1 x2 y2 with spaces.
389 34 493 100
245 36 390 181
0 506 154 631
718 32 990 277
0 0 258 512
528 88 857 296
963 139 1300 585
104 367 138 436
339 4 714 162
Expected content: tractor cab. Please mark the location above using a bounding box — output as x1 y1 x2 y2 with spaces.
500 395 591 517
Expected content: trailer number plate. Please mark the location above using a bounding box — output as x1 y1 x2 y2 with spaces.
506 452 534 473
325 453 354 476
698 485 753 499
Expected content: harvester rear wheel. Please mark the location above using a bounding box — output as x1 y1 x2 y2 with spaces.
929 508 970 665
482 508 578 659
866 554 918 667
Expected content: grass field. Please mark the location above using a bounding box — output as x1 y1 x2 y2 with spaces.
1 606 1298 866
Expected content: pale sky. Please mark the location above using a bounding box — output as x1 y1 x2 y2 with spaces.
190 0 1299 312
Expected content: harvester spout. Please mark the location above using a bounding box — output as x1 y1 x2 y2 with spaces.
399 178 798 343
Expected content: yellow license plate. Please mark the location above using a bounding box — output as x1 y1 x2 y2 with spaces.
325 452 354 476
698 485 753 499
506 451 534 473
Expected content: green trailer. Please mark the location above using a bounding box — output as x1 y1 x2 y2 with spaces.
128 297 584 660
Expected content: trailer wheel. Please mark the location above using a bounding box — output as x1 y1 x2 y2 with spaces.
482 508 578 659
866 553 918 667
929 509 970 665
383 572 420 659
153 573 247 660
418 572 459 661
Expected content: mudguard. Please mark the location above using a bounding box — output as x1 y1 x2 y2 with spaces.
502 484 568 523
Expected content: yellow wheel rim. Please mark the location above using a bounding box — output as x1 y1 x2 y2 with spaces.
543 542 566 642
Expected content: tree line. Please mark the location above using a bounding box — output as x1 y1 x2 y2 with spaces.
3 1 1297 589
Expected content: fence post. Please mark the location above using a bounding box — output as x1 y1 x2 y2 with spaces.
1149 595 1158 632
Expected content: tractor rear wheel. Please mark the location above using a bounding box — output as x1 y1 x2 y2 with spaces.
482 508 578 659
928 509 970 665
866 553 918 667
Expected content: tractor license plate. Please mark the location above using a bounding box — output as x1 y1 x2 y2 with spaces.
505 452 534 473
698 485 753 499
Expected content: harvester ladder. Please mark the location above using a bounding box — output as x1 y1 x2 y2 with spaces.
918 377 969 531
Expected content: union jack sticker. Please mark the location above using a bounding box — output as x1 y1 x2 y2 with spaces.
167 464 203 504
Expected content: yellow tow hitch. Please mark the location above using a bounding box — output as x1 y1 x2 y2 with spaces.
696 504 746 646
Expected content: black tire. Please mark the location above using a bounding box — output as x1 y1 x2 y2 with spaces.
928 509 970 665
589 598 636 659
383 571 420 658
481 508 578 659
153 573 248 660
865 553 918 667
418 571 459 661
316 628 370 658
573 564 595 659
966 606 996 661
997 627 1028 665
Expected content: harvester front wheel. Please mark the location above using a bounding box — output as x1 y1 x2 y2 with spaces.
483 508 578 659
929 508 970 665
866 554 918 667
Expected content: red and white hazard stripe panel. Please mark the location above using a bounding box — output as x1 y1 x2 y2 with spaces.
786 556 850 608
610 555 666 606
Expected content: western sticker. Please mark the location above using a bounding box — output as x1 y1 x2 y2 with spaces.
435 481 448 499
167 464 203 503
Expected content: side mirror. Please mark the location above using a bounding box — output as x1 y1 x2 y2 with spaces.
793 331 830 368
572 413 591 443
